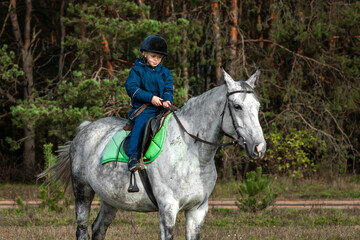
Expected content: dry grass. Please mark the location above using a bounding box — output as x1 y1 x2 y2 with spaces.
1 176 360 239
2 175 360 201
1 225 359 240
1 206 360 240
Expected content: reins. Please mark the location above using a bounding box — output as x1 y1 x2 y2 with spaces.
169 89 254 147
170 106 238 147
130 89 254 148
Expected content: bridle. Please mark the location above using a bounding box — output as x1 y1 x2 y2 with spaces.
220 90 254 146
170 88 255 148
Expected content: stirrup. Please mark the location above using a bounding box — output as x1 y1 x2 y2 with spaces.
128 172 139 193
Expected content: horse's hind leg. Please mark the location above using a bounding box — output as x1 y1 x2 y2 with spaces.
73 182 95 240
92 201 118 240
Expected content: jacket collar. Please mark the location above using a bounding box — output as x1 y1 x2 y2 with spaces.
135 58 163 72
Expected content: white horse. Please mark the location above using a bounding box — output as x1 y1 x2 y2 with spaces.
39 69 266 240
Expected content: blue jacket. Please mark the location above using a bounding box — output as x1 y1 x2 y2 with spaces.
125 58 174 117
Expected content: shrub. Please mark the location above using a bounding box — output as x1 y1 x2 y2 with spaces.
263 127 326 178
236 167 278 213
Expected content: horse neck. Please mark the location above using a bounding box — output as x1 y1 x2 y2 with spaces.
176 85 226 145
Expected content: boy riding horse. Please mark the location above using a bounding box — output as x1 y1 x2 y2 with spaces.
125 35 173 171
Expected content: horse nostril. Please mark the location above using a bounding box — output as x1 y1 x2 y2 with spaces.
255 143 264 158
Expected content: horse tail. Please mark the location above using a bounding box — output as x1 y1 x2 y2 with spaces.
37 120 92 191
37 141 72 192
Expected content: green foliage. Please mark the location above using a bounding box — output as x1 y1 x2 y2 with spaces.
5 136 22 151
15 197 27 215
37 185 67 212
1 0 359 182
236 167 278 213
264 127 326 178
37 144 69 212
0 45 24 81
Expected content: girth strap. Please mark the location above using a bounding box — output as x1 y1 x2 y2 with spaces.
138 169 158 208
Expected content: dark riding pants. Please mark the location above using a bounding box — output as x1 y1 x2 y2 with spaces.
127 112 157 159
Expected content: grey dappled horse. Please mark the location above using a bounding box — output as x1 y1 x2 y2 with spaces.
40 69 266 240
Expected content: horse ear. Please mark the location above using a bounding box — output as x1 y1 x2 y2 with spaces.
222 68 237 91
246 69 261 88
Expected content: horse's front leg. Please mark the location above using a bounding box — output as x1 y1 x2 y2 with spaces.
158 203 179 240
185 203 208 240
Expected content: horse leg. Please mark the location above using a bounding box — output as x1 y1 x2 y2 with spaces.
158 204 179 240
184 204 208 240
73 182 95 240
91 201 118 240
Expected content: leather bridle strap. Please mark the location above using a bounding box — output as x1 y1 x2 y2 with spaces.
221 90 254 146
169 88 254 147
170 109 238 147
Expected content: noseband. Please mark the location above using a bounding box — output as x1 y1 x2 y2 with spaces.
171 88 255 148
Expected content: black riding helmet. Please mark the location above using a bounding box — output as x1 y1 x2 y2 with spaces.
140 35 168 56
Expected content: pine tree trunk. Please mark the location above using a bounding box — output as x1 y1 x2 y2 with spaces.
10 0 36 179
267 0 276 66
138 0 146 19
229 0 238 76
102 35 114 77
58 0 66 82
257 0 264 49
212 1 222 85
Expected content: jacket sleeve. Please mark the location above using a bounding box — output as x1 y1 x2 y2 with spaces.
162 69 174 103
125 68 153 103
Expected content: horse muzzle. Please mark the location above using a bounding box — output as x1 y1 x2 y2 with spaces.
246 141 266 159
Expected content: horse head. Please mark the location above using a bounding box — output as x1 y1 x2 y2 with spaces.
221 69 266 159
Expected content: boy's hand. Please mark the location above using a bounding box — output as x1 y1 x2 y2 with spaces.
162 101 171 108
151 96 163 106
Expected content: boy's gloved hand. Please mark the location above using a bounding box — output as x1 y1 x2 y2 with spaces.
151 96 163 106
162 101 171 108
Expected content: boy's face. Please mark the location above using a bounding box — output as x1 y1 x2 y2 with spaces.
143 51 163 68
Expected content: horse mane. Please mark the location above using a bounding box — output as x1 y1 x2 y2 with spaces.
177 85 225 115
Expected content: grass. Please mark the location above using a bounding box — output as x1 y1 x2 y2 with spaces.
210 175 360 200
1 176 360 239
1 206 360 239
1 175 360 201
0 183 39 200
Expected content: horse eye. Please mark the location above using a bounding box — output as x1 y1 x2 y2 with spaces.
234 104 242 110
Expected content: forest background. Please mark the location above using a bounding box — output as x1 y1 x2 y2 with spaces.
0 0 359 182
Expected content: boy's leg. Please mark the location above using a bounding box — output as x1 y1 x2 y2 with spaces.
127 112 156 170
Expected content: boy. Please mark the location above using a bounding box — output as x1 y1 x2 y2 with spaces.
125 35 173 172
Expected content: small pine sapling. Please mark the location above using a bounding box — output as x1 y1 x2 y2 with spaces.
236 167 278 213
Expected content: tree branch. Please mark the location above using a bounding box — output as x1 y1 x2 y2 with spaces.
291 107 340 152
0 86 18 104
9 0 23 48
0 3 11 39
241 39 341 73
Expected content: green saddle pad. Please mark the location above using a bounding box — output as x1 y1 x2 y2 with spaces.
102 113 172 165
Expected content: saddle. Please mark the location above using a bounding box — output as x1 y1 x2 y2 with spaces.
123 109 171 160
